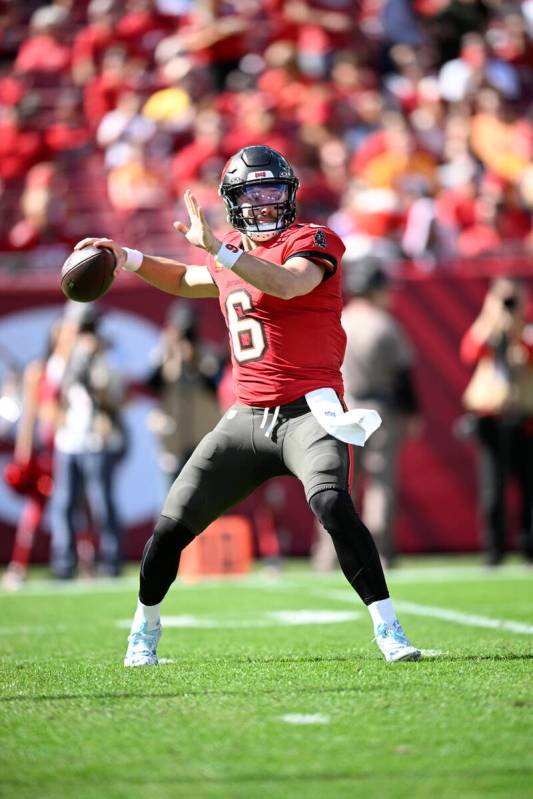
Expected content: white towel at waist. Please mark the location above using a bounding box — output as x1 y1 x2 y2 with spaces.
305 387 381 447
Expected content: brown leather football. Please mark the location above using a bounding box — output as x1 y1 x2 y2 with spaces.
60 245 116 303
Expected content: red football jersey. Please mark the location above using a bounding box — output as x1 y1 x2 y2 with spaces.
206 223 346 406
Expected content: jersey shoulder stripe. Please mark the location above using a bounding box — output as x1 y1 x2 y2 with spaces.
285 249 338 279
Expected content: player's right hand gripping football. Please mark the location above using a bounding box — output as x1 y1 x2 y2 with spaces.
74 238 125 273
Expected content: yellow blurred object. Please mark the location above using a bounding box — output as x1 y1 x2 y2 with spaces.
142 87 191 123
470 113 529 183
363 151 437 191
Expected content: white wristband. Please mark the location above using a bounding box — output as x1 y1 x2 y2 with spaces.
214 243 242 270
122 247 144 272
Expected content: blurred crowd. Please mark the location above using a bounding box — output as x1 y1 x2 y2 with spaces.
0 0 531 270
1 298 226 587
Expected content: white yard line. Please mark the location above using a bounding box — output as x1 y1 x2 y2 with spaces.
419 649 448 657
116 609 361 629
0 624 67 635
315 590 533 636
281 714 330 725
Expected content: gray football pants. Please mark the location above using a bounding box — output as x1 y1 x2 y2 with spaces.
141 397 389 606
161 397 352 534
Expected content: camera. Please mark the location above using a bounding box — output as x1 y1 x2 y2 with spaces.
502 295 517 311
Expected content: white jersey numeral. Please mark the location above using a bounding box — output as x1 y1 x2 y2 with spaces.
226 289 267 363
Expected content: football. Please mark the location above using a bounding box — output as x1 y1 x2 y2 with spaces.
60 245 116 303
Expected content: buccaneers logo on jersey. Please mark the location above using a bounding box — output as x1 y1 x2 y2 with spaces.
314 229 327 248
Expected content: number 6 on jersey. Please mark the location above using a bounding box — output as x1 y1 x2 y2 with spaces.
226 290 267 363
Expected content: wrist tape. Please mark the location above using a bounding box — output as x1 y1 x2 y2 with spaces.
122 247 144 272
215 243 242 270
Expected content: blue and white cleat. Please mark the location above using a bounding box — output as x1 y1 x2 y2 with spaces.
124 620 161 667
375 620 421 663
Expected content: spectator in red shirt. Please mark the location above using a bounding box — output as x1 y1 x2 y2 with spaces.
283 0 358 78
350 111 407 178
256 40 311 123
71 0 121 86
0 68 26 108
172 1 251 91
14 6 71 77
83 46 133 130
0 103 48 182
7 161 78 251
45 90 93 159
221 92 291 158
116 0 172 61
171 109 225 195
457 195 505 258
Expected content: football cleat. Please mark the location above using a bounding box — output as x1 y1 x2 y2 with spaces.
124 620 161 667
375 620 421 663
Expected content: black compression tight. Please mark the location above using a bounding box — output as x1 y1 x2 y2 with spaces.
139 515 195 606
140 491 389 608
309 488 389 605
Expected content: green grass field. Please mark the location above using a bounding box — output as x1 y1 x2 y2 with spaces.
1 558 532 799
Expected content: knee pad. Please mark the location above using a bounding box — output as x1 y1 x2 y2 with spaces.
310 489 354 534
141 515 195 579
153 514 196 551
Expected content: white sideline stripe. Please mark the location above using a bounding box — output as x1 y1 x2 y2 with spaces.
395 601 533 636
281 714 330 725
316 590 533 636
384 565 532 584
1 563 530 598
294 564 533 586
0 574 303 598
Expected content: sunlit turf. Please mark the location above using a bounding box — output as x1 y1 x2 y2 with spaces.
1 557 532 799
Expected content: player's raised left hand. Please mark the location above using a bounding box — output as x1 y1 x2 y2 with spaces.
174 190 220 256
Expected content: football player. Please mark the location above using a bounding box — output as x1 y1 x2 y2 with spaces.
76 145 421 664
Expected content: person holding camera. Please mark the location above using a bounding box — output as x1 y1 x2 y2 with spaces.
145 301 222 497
460 276 533 566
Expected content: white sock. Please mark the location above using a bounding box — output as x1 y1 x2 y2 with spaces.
367 598 397 630
133 599 161 629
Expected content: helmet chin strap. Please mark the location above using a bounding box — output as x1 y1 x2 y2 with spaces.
243 216 283 241
246 229 279 242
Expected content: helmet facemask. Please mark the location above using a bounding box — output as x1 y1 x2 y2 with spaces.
223 181 297 240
